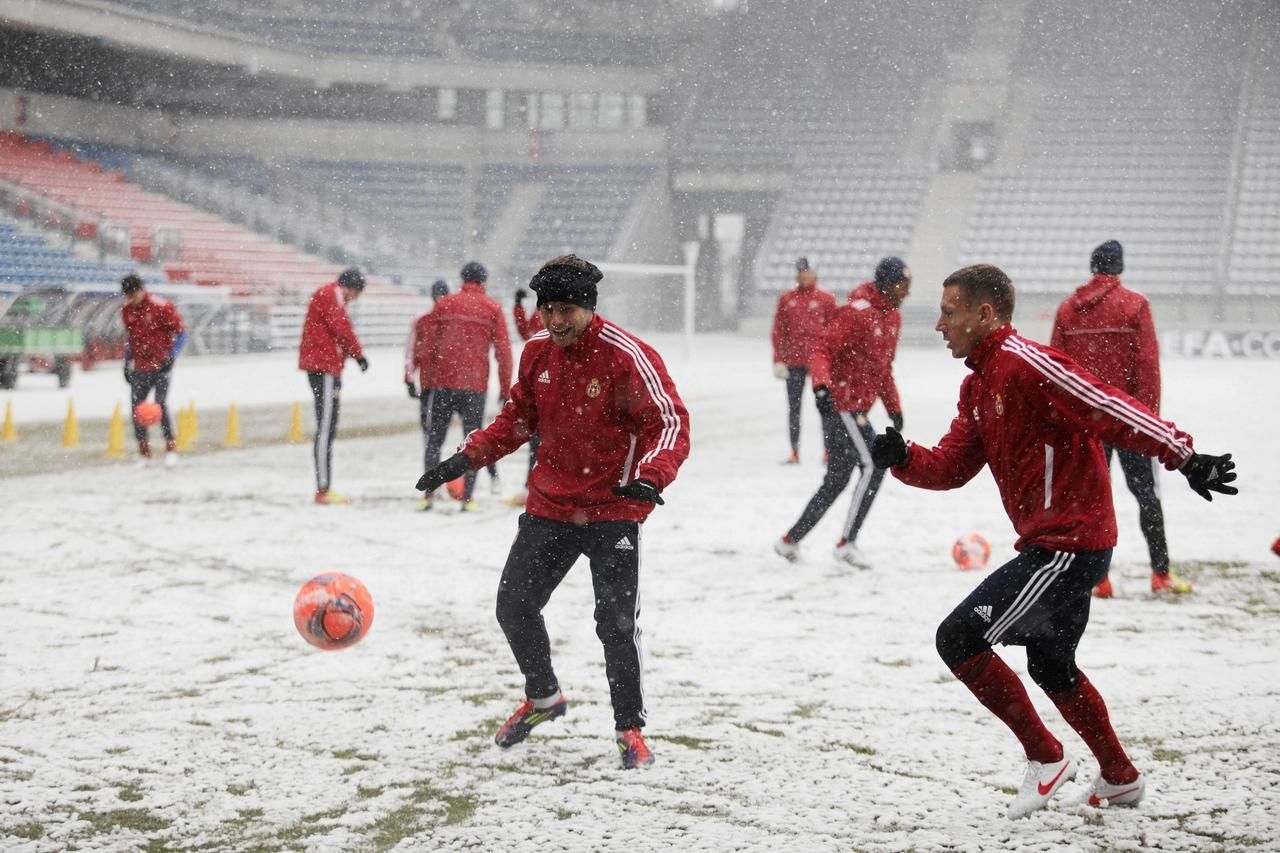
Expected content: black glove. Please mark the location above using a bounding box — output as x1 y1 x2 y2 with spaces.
1180 452 1237 501
514 288 528 306
158 356 174 374
890 411 904 432
813 385 835 416
416 452 471 493
871 427 908 469
123 363 133 383
356 356 369 372
406 381 418 399
611 478 664 505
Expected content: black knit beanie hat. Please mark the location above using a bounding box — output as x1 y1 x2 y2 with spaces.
529 254 603 310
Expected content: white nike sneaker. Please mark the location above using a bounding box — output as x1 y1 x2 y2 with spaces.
833 540 870 569
774 537 799 562
1079 772 1145 809
1007 755 1077 819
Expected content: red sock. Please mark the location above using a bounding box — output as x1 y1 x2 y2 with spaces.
953 650 1062 763
1048 671 1138 785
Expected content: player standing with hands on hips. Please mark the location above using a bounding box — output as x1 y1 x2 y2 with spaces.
771 257 836 464
415 254 690 769
871 264 1236 818
120 273 186 468
299 267 368 505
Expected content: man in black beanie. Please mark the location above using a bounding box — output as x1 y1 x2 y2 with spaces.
415 254 690 769
1051 240 1190 596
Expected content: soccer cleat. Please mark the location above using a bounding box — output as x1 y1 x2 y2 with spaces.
314 489 351 505
163 451 178 469
1151 572 1192 594
782 450 800 465
774 537 799 562
833 539 870 569
494 696 568 748
460 500 481 512
503 490 528 507
134 456 151 470
1092 576 1113 599
1079 772 1145 808
616 727 655 769
418 495 433 511
1007 755 1077 819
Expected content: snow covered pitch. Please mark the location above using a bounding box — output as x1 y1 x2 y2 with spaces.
2 333 1276 851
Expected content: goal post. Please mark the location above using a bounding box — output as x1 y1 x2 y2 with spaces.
597 241 699 358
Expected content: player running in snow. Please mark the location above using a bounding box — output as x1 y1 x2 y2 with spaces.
120 273 186 467
871 264 1236 818
771 257 836 464
1051 240 1189 596
415 254 690 769
774 257 910 568
298 267 367 505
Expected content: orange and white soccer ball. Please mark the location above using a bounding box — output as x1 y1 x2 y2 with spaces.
951 532 992 571
293 573 375 650
134 401 163 427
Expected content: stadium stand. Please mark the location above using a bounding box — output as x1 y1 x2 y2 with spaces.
1228 64 1280 301
0 213 135 287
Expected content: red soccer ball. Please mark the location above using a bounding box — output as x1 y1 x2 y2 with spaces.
134 401 162 428
951 532 992 571
445 475 466 501
293 573 375 650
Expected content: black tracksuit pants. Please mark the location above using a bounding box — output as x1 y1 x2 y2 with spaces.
495 513 647 731
1105 445 1170 575
421 387 486 501
786 410 885 545
129 368 174 444
307 372 341 493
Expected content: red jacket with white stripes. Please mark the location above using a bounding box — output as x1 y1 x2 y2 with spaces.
460 314 691 524
414 282 513 394
808 282 902 414
893 326 1194 553
513 303 544 341
122 293 184 372
298 282 363 376
771 283 837 367
1050 274 1161 412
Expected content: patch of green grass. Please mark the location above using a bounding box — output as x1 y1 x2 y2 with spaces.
356 786 384 801
555 808 575 820
731 721 784 738
1151 747 1185 762
104 746 130 756
822 742 876 756
74 783 97 792
226 782 255 796
117 784 144 802
202 655 232 664
341 764 366 776
461 691 506 706
874 657 914 668
790 702 825 719
77 807 170 836
331 748 378 761
11 821 44 840
664 734 716 750
210 615 231 623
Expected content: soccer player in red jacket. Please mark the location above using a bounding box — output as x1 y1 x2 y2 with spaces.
411 261 512 509
775 257 910 568
871 264 1236 818
1051 240 1188 596
771 257 837 464
415 255 690 769
298 268 367 505
120 273 186 467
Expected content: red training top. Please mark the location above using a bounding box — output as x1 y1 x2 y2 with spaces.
771 282 837 367
298 281 363 376
415 281 513 394
894 326 1194 553
122 293 185 372
461 314 690 524
1050 274 1161 413
808 281 902 415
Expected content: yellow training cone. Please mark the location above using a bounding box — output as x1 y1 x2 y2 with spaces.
287 401 305 443
175 402 191 451
106 402 126 458
2 400 15 442
62 399 79 448
224 403 241 448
